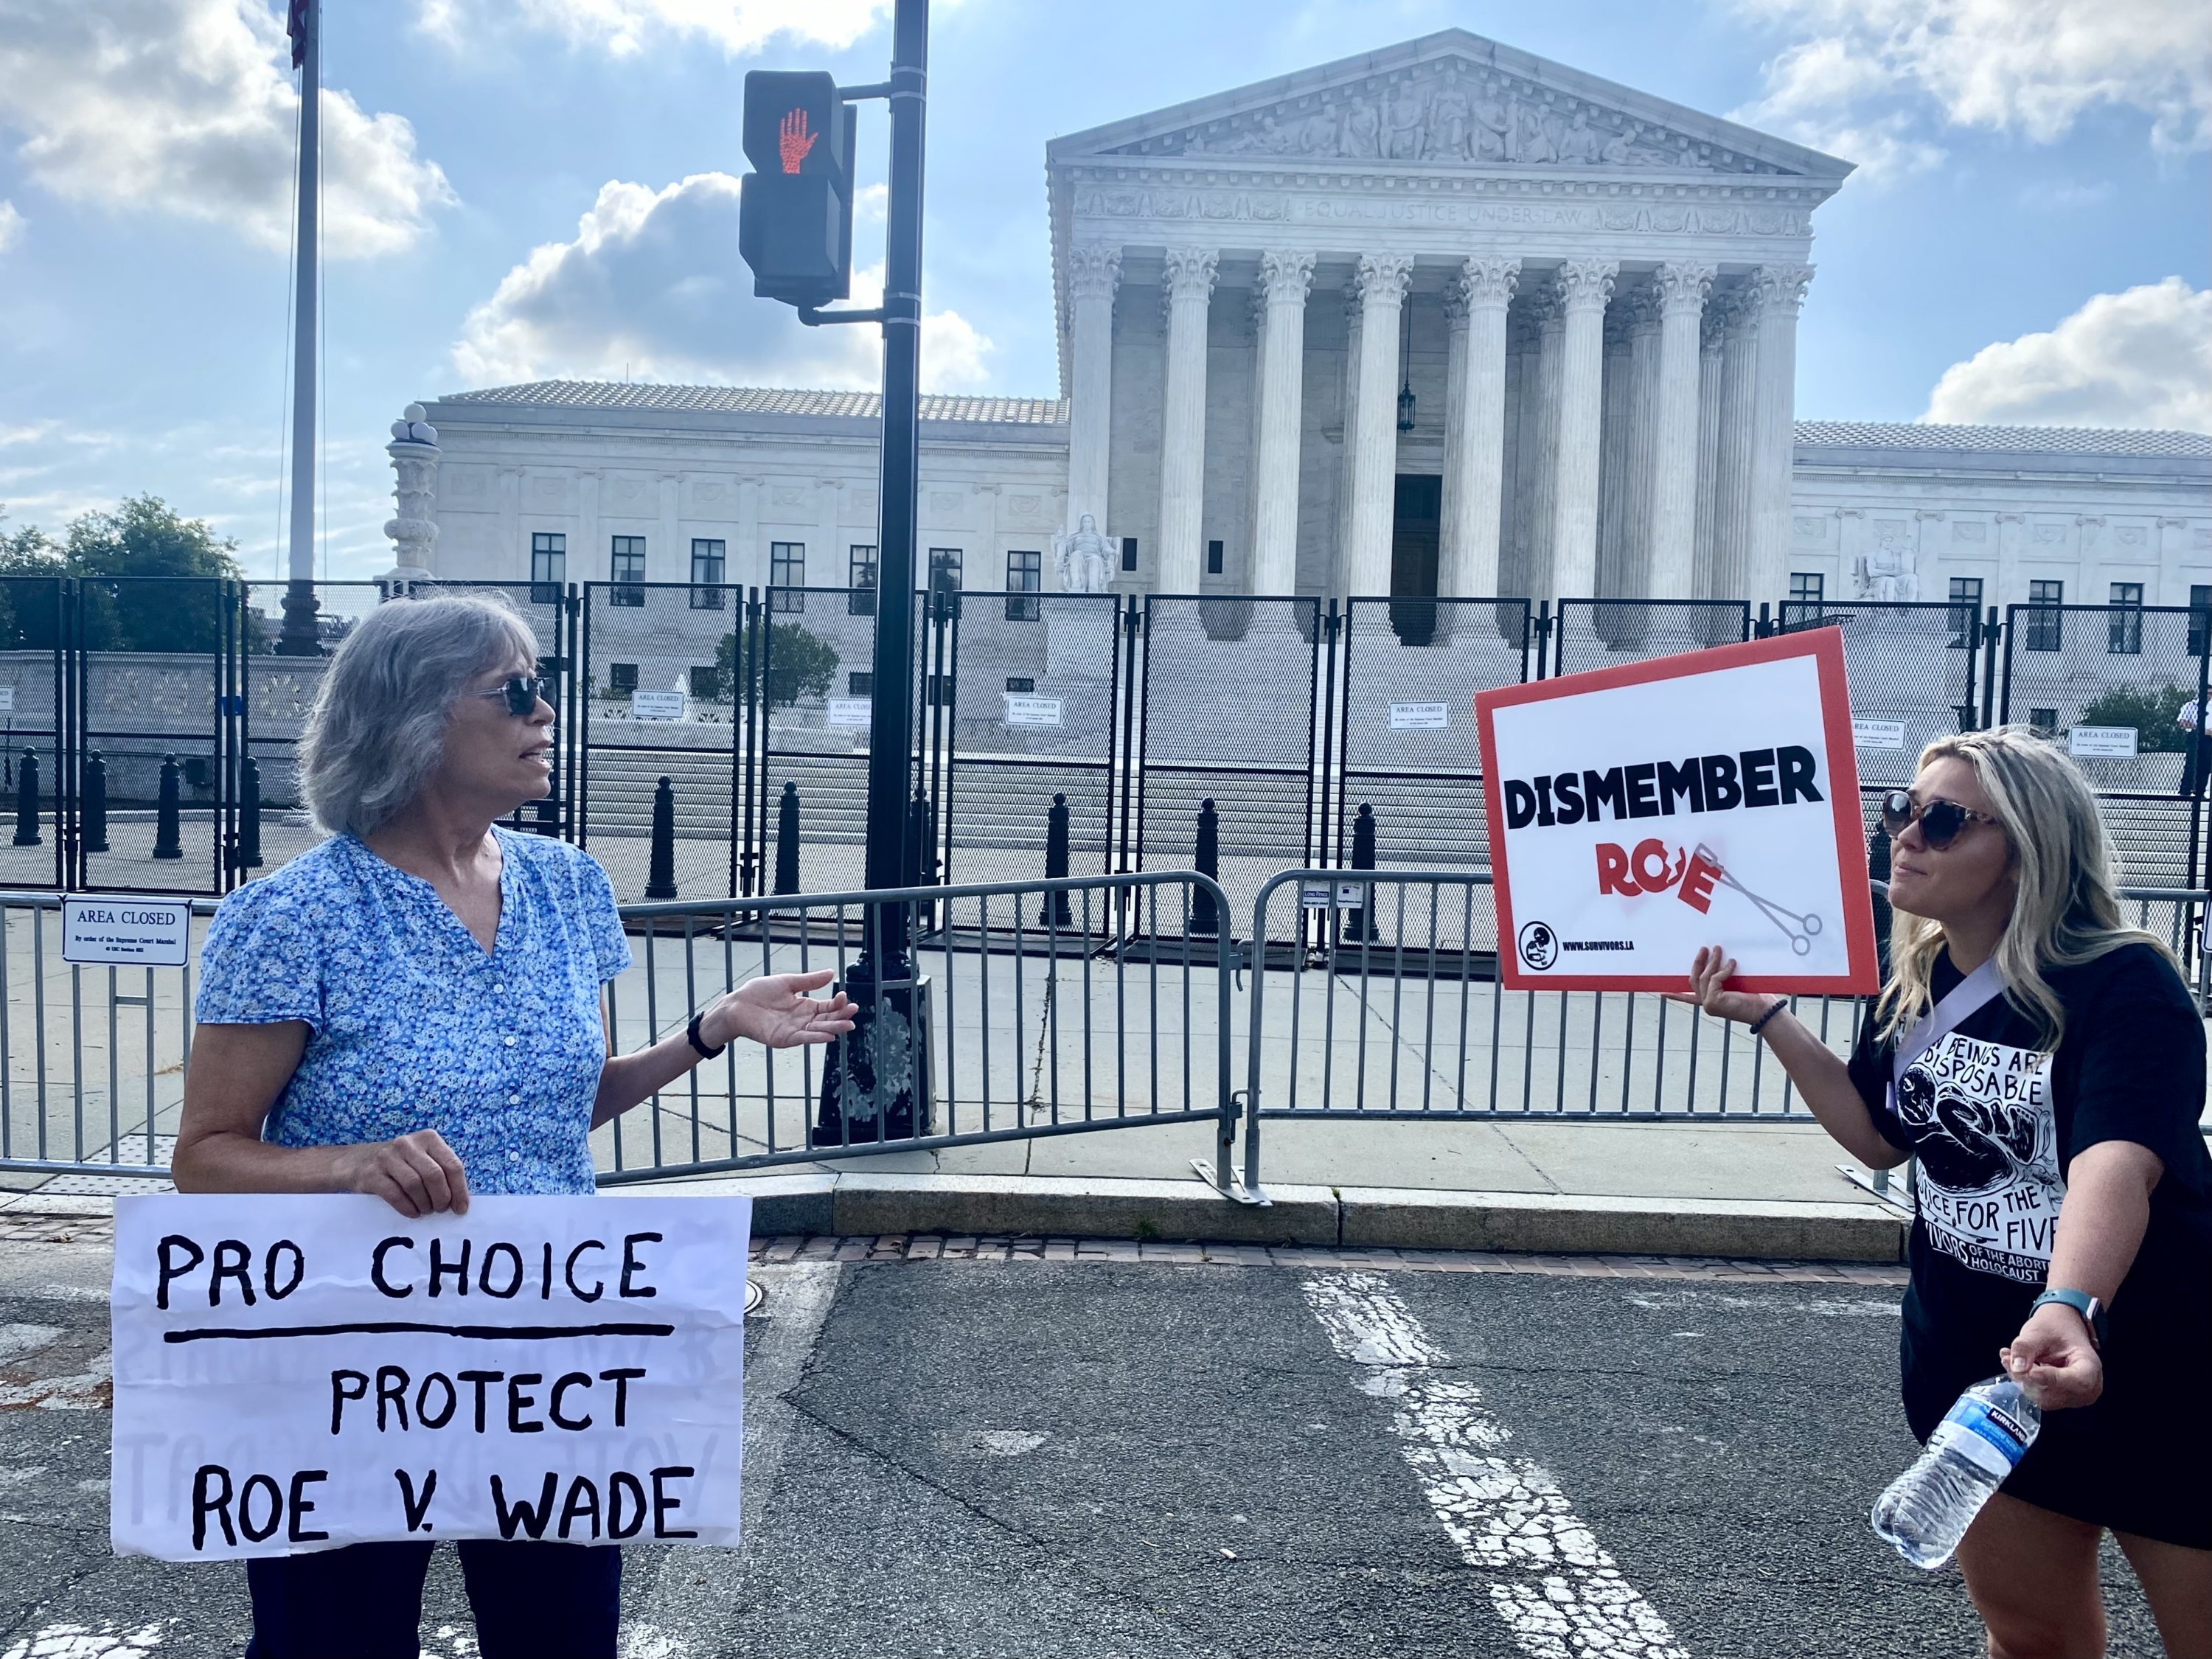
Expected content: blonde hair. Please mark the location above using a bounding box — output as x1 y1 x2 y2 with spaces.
1877 726 2171 1050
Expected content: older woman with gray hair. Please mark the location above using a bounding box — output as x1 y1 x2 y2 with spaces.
173 593 849 1659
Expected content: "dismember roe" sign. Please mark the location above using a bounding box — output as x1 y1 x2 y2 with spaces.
1475 630 1878 992
111 1193 750 1562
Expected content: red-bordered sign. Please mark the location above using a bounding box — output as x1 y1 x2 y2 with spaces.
1475 630 1879 994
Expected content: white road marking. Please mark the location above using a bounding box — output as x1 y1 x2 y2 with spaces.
1 1622 168 1659
1302 1272 1687 1659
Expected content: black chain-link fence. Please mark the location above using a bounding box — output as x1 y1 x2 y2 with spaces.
1135 595 1323 938
1549 598 1750 678
0 577 68 891
1778 599 1981 790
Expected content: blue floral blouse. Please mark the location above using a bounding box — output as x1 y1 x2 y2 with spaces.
193 830 632 1195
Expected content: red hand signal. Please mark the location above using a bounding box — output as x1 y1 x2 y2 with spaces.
778 109 817 175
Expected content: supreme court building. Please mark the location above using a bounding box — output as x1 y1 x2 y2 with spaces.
401 31 2211 619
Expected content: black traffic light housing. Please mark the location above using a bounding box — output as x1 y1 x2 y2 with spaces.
739 71 858 308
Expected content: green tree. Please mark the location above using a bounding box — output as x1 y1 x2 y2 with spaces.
67 495 244 653
715 622 840 708
0 508 64 649
2075 684 2194 753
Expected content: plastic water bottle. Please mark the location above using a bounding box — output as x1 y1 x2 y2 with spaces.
1871 1376 2041 1568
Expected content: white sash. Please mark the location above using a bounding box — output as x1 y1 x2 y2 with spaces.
1888 956 2006 1116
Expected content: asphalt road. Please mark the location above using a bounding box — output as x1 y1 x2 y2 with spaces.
0 1239 2169 1659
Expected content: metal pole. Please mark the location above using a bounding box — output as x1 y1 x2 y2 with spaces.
275 0 323 656
815 0 928 1146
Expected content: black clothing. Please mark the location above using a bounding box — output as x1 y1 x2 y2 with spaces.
1848 942 2212 1547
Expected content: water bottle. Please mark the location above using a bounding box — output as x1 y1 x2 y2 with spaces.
1871 1376 2041 1569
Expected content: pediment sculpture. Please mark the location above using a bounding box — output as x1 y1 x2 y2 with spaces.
1111 62 1784 175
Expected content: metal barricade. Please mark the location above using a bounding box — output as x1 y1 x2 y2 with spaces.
1549 597 1750 678
1778 599 1983 788
0 577 68 891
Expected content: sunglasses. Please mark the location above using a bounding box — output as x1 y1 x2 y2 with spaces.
1879 788 2000 851
473 675 552 717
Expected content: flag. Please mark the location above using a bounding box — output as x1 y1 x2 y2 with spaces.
287 0 310 70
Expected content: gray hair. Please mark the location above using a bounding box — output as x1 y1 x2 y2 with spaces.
298 593 540 837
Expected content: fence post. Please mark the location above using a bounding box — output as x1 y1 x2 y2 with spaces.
10 750 38 848
905 786 934 929
237 755 264 869
645 776 678 900
773 780 800 895
1868 818 1893 980
1343 801 1378 942
1190 798 1220 935
1040 791 1073 927
151 755 184 860
80 751 109 854
1756 601 1772 639
1980 605 2002 728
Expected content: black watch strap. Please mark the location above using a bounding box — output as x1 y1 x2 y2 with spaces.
686 1009 726 1060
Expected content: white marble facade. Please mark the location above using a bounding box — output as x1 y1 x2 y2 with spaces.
406 31 2211 616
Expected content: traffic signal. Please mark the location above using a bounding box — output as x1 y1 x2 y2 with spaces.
739 71 857 308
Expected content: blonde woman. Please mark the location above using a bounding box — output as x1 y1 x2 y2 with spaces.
1675 728 2210 1659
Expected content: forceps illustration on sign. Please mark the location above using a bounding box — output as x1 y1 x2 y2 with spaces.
1691 843 1823 955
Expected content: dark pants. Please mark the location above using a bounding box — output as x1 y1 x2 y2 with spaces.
244 1540 621 1659
2181 734 2212 799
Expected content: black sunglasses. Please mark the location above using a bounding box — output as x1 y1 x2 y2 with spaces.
1879 788 2000 851
473 675 552 717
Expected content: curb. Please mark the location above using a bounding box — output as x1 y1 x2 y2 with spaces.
611 1171 1909 1264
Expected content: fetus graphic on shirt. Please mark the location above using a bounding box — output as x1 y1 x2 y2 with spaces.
1894 1032 2065 1281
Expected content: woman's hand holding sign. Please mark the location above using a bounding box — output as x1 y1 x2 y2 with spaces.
335 1130 472 1220
1666 945 1773 1024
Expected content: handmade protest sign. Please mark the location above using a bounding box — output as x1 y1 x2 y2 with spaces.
1475 630 1878 992
111 1194 749 1562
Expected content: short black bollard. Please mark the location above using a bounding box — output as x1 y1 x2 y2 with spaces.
1868 818 1893 980
1189 797 1220 936
81 752 110 854
644 776 678 900
1343 801 1379 943
1040 791 1073 928
151 755 184 860
12 749 40 847
773 780 801 896
236 754 264 869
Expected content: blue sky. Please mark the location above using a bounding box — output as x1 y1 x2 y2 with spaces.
1 0 2205 580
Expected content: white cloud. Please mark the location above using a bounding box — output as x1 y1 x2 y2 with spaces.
1923 277 2212 431
418 0 891 56
1732 0 2211 173
451 171 995 393
0 0 454 257
0 201 22 254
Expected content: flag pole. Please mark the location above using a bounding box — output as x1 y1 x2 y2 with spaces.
275 0 324 656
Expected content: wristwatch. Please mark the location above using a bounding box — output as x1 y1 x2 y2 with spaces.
2030 1287 2107 1350
686 1009 727 1061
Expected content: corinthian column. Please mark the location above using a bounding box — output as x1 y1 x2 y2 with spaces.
1691 305 1725 598
1251 250 1314 595
1155 247 1218 592
1443 257 1517 598
1745 263 1814 609
1712 289 1761 602
1343 253 1414 596
1526 290 1565 597
1548 258 1616 599
1062 243 1121 538
1647 262 1714 601
1624 290 1665 596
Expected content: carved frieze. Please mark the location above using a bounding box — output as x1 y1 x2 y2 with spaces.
1066 184 1812 239
1104 59 1792 175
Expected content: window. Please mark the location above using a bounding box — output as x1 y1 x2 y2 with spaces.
847 672 873 696
1006 549 1041 621
1947 577 1983 649
770 542 804 613
928 547 963 594
608 663 639 694
2025 580 2063 652
2190 585 2211 658
1207 539 1225 577
609 537 645 608
2107 582 2143 655
689 539 726 611
1121 537 1138 573
530 532 566 605
688 665 720 700
1005 676 1034 694
2029 706 2057 736
848 544 877 616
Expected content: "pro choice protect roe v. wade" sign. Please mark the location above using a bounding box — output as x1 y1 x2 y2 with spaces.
110 1194 750 1561
1475 630 1879 993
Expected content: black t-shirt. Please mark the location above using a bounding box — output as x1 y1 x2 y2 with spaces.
1848 942 2212 1411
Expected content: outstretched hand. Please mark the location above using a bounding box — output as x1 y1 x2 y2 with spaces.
1664 945 1774 1024
701 970 855 1051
